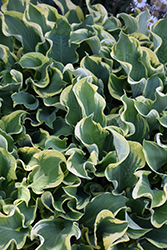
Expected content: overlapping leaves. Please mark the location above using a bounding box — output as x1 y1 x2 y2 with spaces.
0 0 167 249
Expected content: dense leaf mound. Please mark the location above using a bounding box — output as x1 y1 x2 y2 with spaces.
0 0 167 249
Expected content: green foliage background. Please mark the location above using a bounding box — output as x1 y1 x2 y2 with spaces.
0 0 167 249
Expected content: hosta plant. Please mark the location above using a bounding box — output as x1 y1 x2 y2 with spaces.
0 0 167 249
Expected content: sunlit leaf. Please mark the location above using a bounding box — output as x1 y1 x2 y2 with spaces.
24 3 53 35
120 94 149 142
0 148 17 181
75 115 109 156
73 77 107 127
111 32 146 83
106 141 145 194
1 110 27 135
132 170 167 208
117 13 138 34
0 206 30 250
80 193 127 229
66 148 97 179
3 11 42 52
28 150 66 194
143 140 167 176
94 210 129 248
151 17 167 64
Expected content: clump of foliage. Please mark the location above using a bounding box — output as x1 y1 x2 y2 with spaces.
1 0 167 249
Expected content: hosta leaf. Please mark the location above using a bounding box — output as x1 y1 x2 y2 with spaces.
30 127 51 149
63 64 98 85
17 200 38 227
75 115 109 156
157 111 167 128
41 189 69 214
53 0 83 18
0 206 30 250
3 11 42 53
50 116 73 136
94 23 116 46
94 210 129 248
1 0 35 13
108 73 127 100
0 134 8 150
73 77 107 127
85 0 108 24
106 141 145 194
45 135 69 152
145 224 167 248
132 170 167 208
111 32 146 82
117 13 138 34
120 94 149 142
30 128 50 148
155 132 167 148
57 199 84 221
70 27 101 55
0 14 13 50
151 200 167 228
42 173 83 215
19 52 50 70
11 91 39 110
138 8 151 36
134 96 160 132
80 55 110 87
34 67 66 97
106 126 130 163
60 84 82 126
0 129 15 153
0 148 17 181
43 95 60 107
103 15 122 32
46 18 78 65
19 52 51 88
24 3 53 35
95 151 117 177
140 241 162 250
84 182 105 197
152 86 167 113
36 107 56 129
151 17 167 64
66 148 97 179
0 93 13 116
131 31 150 46
12 184 30 206
0 45 16 70
107 114 129 136
143 76 163 101
1 110 27 135
18 146 41 171
126 213 151 239
63 185 90 210
31 217 80 250
0 69 23 92
28 150 66 194
143 140 167 175
66 9 84 24
80 193 127 229
140 47 164 78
